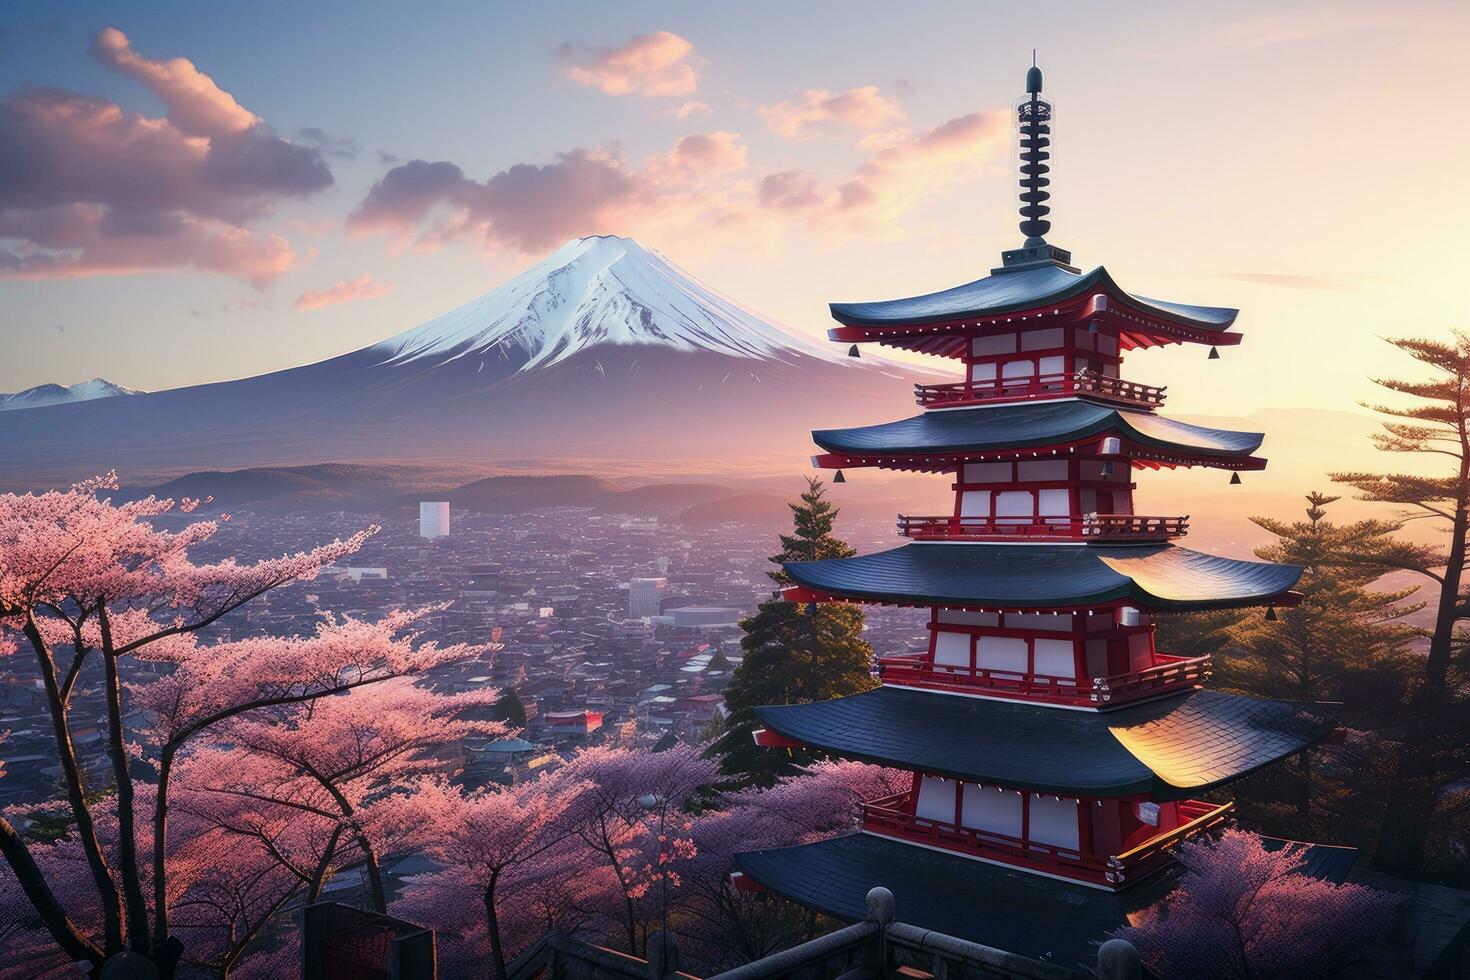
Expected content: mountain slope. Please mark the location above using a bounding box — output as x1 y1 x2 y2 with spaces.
0 236 938 488
0 378 142 412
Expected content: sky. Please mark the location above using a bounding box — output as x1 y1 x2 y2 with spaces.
2 0 1469 419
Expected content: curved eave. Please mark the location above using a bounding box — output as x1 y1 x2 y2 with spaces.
753 686 1340 799
810 403 1263 471
827 266 1239 353
783 543 1302 613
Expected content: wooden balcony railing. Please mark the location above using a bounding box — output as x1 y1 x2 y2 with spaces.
896 513 1189 542
915 372 1166 409
860 792 1233 888
876 652 1211 706
1105 800 1234 885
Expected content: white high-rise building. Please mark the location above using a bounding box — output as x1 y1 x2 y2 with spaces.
628 577 667 618
419 501 450 539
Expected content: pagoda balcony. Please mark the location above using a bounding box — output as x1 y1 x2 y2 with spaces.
876 652 1212 707
858 791 1233 889
896 513 1189 543
914 372 1166 410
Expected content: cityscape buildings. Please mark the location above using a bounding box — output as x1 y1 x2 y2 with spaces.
419 500 450 539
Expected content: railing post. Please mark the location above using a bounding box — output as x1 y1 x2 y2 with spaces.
862 887 895 976
1096 938 1141 980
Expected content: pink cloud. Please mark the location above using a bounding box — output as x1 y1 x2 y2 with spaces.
0 28 332 285
294 273 393 311
556 31 699 97
0 203 294 287
758 85 905 140
91 27 257 137
348 149 653 253
346 111 1007 258
645 132 748 185
759 111 1010 229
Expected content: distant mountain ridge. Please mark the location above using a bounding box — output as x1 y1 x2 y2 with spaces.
0 236 935 488
0 378 141 412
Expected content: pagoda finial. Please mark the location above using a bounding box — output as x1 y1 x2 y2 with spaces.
1017 61 1052 246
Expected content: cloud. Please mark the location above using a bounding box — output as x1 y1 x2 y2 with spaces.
346 110 1007 257
294 273 393 310
296 126 360 161
661 100 712 120
644 131 747 185
0 28 331 285
348 150 653 253
556 31 698 97
759 111 1009 229
1222 273 1360 291
91 26 256 137
758 85 905 140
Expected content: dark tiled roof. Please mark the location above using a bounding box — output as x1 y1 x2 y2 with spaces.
784 543 1302 611
735 832 1163 969
755 686 1340 798
829 264 1238 330
812 400 1263 459
735 832 1356 970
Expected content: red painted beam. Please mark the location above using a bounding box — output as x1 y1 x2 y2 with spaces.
751 728 805 749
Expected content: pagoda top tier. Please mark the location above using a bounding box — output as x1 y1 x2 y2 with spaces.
829 62 1240 356
829 265 1240 356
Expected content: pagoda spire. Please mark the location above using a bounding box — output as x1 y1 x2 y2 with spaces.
1017 59 1053 246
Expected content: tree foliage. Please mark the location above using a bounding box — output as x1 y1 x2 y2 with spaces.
715 479 877 785
1115 829 1400 979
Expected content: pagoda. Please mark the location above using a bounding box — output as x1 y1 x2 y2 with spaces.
733 65 1345 967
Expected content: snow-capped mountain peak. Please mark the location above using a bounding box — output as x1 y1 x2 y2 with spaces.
0 378 143 412
372 236 845 371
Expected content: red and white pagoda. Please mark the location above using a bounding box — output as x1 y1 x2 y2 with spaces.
734 65 1344 966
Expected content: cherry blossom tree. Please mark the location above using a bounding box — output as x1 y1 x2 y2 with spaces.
678 759 909 969
1114 829 1401 979
0 475 479 977
383 769 598 980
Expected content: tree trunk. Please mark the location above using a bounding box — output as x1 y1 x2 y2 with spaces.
1426 504 1467 688
485 873 509 980
151 747 176 948
99 607 151 953
1373 775 1437 878
0 814 103 967
24 616 125 954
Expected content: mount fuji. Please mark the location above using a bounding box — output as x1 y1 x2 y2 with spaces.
0 236 937 487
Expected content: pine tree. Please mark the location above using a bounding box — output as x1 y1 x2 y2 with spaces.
715 479 878 786
493 687 528 727
1217 492 1422 834
1327 333 1470 877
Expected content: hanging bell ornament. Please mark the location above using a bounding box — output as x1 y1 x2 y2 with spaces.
833 469 846 483
1208 346 1220 360
1229 473 1242 485
1265 605 1278 622
848 345 861 358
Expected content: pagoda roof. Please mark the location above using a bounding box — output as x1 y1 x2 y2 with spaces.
830 263 1236 335
753 686 1339 799
812 400 1262 465
734 832 1355 970
784 542 1301 612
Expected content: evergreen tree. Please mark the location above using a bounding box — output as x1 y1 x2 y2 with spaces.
1218 493 1422 836
1327 333 1470 877
493 687 528 727
714 479 877 786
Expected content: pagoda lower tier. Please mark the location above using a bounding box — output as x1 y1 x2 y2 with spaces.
750 686 1340 891
733 833 1358 971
